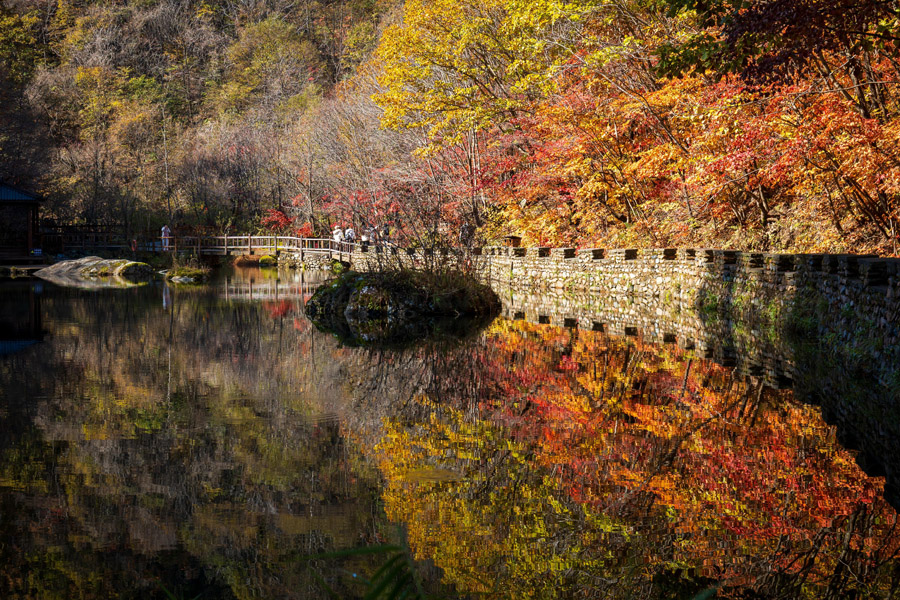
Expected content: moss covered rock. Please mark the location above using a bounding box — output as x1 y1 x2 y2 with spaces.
115 261 154 282
330 259 349 274
305 270 499 346
166 266 210 283
34 257 155 288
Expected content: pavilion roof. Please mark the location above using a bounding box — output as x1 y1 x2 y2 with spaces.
0 183 41 203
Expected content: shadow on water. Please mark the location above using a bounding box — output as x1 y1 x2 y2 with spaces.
309 310 497 349
784 285 900 506
0 279 44 355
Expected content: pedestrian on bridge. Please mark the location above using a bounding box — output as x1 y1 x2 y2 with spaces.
161 224 171 251
332 226 344 243
459 222 475 246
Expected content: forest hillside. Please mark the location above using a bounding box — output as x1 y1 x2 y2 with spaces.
1 0 899 254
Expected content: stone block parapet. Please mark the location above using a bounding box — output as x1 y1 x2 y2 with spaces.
281 245 899 382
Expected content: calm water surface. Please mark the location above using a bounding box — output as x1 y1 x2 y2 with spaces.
1 268 899 599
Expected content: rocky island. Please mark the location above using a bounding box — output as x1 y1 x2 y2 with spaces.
305 270 500 346
34 257 155 288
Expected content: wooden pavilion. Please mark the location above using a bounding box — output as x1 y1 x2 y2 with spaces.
0 182 42 264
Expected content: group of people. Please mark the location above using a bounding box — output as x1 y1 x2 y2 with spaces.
332 224 390 245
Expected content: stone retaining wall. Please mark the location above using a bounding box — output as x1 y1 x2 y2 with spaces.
344 246 898 332
284 245 899 386
278 252 334 270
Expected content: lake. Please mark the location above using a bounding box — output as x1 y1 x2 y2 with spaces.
1 267 899 599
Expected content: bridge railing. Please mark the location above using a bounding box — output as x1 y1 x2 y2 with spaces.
44 232 360 256
167 235 358 255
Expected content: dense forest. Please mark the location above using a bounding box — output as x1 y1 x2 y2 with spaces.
1 0 899 253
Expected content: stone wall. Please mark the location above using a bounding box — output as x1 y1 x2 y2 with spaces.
285 245 899 383
278 251 334 270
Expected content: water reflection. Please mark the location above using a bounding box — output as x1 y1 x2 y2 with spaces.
1 278 899 599
0 280 43 355
344 322 900 599
221 265 330 304
0 280 394 599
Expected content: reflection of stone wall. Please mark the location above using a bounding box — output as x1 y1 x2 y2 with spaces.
490 284 796 389
346 247 899 369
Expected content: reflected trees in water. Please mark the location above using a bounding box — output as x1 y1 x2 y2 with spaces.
2 282 900 599
364 320 900 599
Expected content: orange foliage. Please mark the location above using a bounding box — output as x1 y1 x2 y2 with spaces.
373 319 900 597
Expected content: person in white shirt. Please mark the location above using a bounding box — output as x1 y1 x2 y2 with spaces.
161 224 171 251
332 227 344 243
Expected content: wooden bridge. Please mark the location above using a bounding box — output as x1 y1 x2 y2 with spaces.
44 232 357 261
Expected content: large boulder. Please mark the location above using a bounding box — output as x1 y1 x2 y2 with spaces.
35 257 155 288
